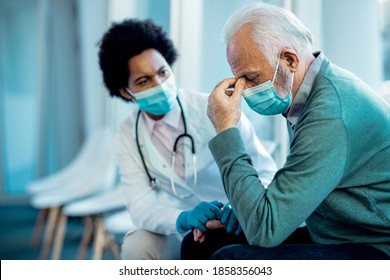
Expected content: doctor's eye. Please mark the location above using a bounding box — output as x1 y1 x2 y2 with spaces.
159 68 170 77
136 78 149 87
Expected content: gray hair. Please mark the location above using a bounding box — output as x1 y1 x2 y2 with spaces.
222 1 313 66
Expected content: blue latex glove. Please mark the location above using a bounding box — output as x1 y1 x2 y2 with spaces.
176 200 224 233
221 202 242 235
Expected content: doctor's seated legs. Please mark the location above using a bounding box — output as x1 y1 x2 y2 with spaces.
120 229 182 260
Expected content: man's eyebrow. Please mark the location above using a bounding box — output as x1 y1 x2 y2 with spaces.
239 71 259 78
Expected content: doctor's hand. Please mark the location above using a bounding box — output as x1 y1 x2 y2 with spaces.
220 202 242 236
193 202 242 243
207 77 246 133
176 200 224 233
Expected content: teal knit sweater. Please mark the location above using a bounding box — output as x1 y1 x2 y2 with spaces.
209 56 390 257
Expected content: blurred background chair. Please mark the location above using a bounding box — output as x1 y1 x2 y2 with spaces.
60 184 127 259
26 128 110 196
99 209 137 260
28 127 117 259
27 128 110 251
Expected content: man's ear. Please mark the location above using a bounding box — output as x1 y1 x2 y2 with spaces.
280 48 299 72
119 88 135 101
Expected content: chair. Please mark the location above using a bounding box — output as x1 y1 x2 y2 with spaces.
104 209 136 237
94 209 136 260
60 184 127 259
29 127 117 259
26 127 109 195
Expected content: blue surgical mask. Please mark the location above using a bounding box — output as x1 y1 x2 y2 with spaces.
242 57 294 115
126 75 177 116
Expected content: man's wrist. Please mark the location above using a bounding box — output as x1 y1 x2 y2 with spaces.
215 123 236 134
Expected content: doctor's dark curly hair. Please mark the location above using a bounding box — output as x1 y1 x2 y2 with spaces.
98 19 178 99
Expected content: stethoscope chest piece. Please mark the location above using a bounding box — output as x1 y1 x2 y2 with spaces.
150 178 161 191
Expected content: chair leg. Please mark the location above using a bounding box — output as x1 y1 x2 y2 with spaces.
31 208 49 248
51 211 68 260
77 216 94 260
106 231 121 260
92 216 105 260
40 206 60 259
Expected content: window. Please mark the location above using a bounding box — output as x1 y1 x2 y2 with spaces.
0 0 40 197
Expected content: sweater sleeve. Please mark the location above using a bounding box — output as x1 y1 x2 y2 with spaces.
237 113 277 187
209 118 348 247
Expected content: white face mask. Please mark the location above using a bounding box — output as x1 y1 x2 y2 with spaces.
126 75 177 115
242 57 294 115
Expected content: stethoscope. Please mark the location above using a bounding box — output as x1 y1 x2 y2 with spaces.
135 97 197 198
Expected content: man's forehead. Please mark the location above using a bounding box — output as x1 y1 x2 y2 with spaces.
231 23 254 44
227 38 263 76
227 25 258 59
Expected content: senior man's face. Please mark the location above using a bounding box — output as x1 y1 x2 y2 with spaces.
227 25 291 96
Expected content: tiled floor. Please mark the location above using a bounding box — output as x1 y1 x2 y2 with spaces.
0 205 116 260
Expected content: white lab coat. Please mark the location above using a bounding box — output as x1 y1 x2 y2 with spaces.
115 88 276 236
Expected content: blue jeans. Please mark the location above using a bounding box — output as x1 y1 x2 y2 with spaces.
211 242 389 260
181 226 309 260
181 226 389 260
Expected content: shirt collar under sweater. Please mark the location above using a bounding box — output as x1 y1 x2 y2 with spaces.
286 51 325 127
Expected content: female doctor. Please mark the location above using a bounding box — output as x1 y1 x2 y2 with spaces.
98 19 277 259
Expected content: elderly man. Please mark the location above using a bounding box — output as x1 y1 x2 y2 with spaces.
200 2 390 259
